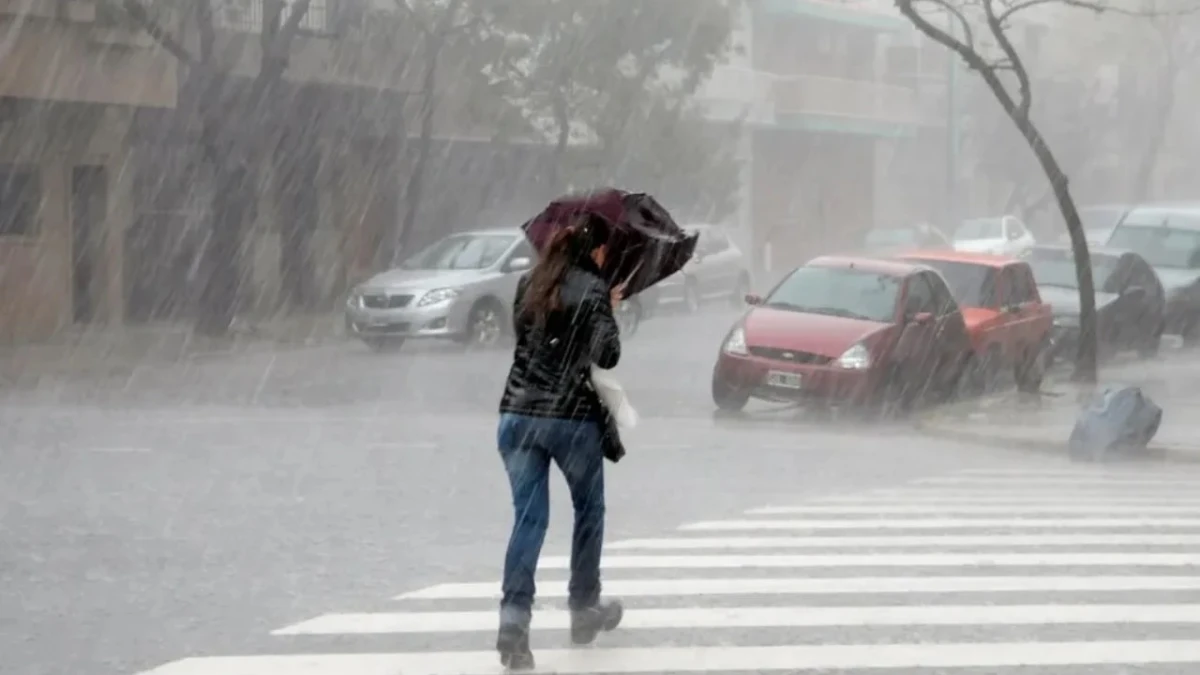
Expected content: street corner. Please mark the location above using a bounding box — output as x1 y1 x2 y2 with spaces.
915 390 1067 455
916 385 1200 465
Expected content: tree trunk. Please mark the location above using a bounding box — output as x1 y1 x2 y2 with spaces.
890 0 1097 380
196 135 251 336
1010 113 1098 383
548 91 570 190
194 55 290 332
396 37 441 264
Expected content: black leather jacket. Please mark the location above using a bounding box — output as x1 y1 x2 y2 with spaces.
499 259 621 422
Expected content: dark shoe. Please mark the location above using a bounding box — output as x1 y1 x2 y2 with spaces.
570 599 624 645
497 622 535 671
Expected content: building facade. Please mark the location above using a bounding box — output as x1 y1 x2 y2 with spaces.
696 0 951 281
0 0 178 341
0 0 433 341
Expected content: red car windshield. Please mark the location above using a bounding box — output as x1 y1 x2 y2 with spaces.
764 266 900 323
913 259 999 309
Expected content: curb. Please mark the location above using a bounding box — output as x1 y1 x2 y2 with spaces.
914 415 1200 465
0 334 350 387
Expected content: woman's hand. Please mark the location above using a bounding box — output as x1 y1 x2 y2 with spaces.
610 282 627 309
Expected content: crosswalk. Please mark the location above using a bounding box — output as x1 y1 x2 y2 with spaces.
138 465 1200 674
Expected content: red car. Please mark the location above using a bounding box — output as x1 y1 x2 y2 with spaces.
712 255 974 412
896 251 1052 392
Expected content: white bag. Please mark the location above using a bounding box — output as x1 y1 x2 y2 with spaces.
590 365 639 429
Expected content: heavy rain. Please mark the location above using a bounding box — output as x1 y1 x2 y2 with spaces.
6 0 1200 673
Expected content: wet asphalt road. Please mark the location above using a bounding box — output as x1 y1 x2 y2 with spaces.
6 306 1200 675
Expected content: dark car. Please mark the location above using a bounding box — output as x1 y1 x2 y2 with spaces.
1022 245 1165 364
711 255 973 413
1104 204 1200 345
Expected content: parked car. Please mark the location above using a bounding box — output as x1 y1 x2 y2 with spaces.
710 256 973 413
1023 244 1165 364
1053 204 1129 247
345 227 643 352
654 224 751 313
896 250 1052 393
862 223 953 253
953 215 1036 255
1104 203 1200 345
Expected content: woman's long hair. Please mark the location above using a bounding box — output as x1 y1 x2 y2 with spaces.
522 214 612 323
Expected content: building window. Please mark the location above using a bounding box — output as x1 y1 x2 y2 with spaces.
0 165 40 238
217 0 330 35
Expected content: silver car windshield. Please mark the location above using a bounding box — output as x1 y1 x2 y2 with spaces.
1106 223 1200 269
400 234 516 270
954 218 1003 240
1027 249 1118 290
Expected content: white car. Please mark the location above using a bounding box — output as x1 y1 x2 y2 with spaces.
653 224 751 313
952 215 1036 256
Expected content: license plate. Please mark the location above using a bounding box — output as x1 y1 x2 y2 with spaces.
766 370 802 389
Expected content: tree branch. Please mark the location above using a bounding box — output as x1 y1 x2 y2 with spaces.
997 0 1105 24
912 0 977 50
997 0 1195 23
895 0 1022 119
196 0 216 62
120 0 194 64
262 0 286 54
395 0 478 38
982 0 1032 115
274 0 314 54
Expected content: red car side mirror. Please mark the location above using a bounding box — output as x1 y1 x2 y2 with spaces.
744 293 763 306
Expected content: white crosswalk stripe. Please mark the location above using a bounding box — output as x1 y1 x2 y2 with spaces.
136 466 1200 674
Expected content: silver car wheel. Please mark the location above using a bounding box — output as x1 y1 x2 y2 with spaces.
615 300 640 336
469 305 503 346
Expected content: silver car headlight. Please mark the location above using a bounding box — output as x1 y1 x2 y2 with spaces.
346 289 363 308
418 287 461 307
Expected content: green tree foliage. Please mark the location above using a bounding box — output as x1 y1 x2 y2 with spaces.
486 0 743 220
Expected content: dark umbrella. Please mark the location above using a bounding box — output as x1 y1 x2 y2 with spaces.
521 188 699 300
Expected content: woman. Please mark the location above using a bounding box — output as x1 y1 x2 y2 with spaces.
495 214 625 670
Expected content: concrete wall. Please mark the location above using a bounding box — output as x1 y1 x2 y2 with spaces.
0 103 136 343
0 11 176 107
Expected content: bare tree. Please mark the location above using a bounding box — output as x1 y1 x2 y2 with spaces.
390 0 483 263
117 0 312 336
893 0 1126 383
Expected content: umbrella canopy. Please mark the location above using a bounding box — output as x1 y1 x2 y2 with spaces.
521 188 699 299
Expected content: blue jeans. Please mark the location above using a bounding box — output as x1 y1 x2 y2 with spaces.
497 413 606 624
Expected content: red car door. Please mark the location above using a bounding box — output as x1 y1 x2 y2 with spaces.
1006 263 1051 350
924 270 973 390
893 273 940 389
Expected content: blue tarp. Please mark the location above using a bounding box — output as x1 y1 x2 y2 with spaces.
1069 386 1163 461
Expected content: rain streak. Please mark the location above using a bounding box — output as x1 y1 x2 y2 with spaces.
5 1 1200 674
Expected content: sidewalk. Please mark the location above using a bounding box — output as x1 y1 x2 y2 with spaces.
917 354 1200 462
0 313 345 387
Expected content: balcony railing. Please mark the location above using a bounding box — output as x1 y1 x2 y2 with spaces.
773 74 924 124
0 0 94 21
0 1 176 106
217 0 331 35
